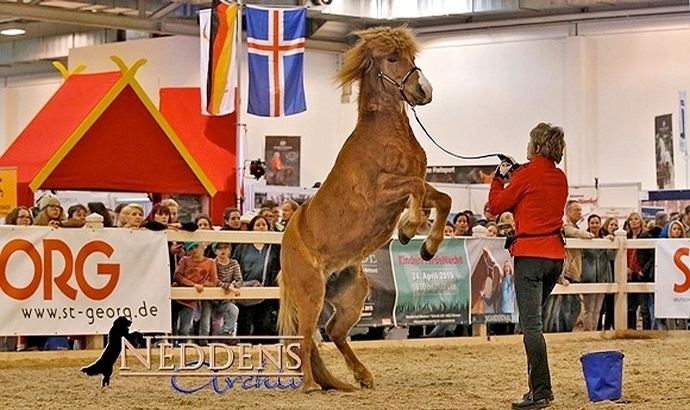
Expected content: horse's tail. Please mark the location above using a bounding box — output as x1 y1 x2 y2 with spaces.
277 271 297 337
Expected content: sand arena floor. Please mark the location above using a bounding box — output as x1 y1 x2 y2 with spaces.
1 331 689 410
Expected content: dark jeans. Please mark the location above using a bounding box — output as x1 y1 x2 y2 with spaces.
627 292 651 330
514 257 563 401
236 300 279 344
597 293 615 330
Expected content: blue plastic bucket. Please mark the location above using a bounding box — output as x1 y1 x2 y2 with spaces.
580 350 624 402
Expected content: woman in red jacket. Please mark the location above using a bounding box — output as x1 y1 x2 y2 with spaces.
489 122 568 410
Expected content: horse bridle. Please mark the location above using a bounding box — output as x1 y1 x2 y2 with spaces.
376 65 420 107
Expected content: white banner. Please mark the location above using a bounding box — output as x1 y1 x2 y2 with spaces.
655 239 690 318
0 227 171 335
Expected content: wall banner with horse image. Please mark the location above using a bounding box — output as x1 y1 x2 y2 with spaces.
0 227 171 336
466 238 518 324
264 135 300 186
354 237 518 327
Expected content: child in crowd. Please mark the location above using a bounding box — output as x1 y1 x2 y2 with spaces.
173 242 218 341
201 242 242 342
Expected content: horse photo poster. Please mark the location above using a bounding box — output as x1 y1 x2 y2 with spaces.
264 135 300 186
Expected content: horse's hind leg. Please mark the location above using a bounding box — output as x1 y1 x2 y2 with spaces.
325 264 374 389
420 182 452 260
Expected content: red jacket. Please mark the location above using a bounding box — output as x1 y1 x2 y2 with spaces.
489 156 568 260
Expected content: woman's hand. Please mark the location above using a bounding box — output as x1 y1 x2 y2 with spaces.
194 284 203 293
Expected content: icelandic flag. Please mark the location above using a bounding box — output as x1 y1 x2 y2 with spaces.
246 5 307 117
200 1 238 116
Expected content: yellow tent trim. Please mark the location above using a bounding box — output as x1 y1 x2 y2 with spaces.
110 55 147 75
52 62 86 79
30 59 217 196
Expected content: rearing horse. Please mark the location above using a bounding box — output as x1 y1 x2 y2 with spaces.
278 26 452 393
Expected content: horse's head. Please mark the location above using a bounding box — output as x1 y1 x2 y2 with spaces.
337 26 432 107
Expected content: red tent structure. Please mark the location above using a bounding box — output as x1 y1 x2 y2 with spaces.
159 87 237 223
0 56 237 220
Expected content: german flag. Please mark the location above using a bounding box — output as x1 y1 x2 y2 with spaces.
200 1 238 116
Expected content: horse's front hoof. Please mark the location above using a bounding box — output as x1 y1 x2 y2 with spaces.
398 229 411 245
354 367 374 389
420 242 435 261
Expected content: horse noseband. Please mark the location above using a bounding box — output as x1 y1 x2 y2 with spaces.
377 66 421 106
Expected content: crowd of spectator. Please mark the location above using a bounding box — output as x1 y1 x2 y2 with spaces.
1 193 688 352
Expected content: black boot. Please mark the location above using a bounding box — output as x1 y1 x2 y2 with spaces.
512 392 553 409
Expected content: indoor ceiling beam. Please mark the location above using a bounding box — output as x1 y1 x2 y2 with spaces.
150 2 183 19
0 2 197 35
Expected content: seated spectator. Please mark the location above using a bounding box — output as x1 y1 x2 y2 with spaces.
278 200 299 230
173 242 218 341
239 211 258 231
259 207 278 231
477 201 497 227
88 202 114 227
5 206 33 226
260 200 281 230
221 207 242 231
162 198 182 228
62 204 88 228
123 204 144 229
485 222 499 237
197 242 242 345
114 203 129 227
497 212 515 237
142 203 173 231
232 215 281 340
649 211 669 238
34 194 63 228
117 205 132 227
195 214 215 258
444 221 455 237
453 212 471 236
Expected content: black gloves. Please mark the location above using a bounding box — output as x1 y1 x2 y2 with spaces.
494 154 520 180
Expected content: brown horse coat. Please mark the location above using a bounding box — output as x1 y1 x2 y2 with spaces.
279 26 452 393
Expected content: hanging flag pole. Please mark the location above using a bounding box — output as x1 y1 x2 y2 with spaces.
236 0 245 211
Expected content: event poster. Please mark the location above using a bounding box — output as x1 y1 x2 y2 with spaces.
357 244 395 327
0 167 17 218
390 238 470 326
655 114 674 190
0 228 171 336
425 164 497 184
264 135 300 186
466 238 518 324
655 239 690 318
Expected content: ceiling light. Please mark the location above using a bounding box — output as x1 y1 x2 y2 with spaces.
0 27 25 36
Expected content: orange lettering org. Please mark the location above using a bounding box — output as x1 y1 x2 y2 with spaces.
0 239 120 301
673 247 690 293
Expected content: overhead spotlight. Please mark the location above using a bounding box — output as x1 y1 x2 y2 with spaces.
0 27 25 36
249 159 266 180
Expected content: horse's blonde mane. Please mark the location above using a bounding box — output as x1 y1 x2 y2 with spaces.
336 26 419 89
